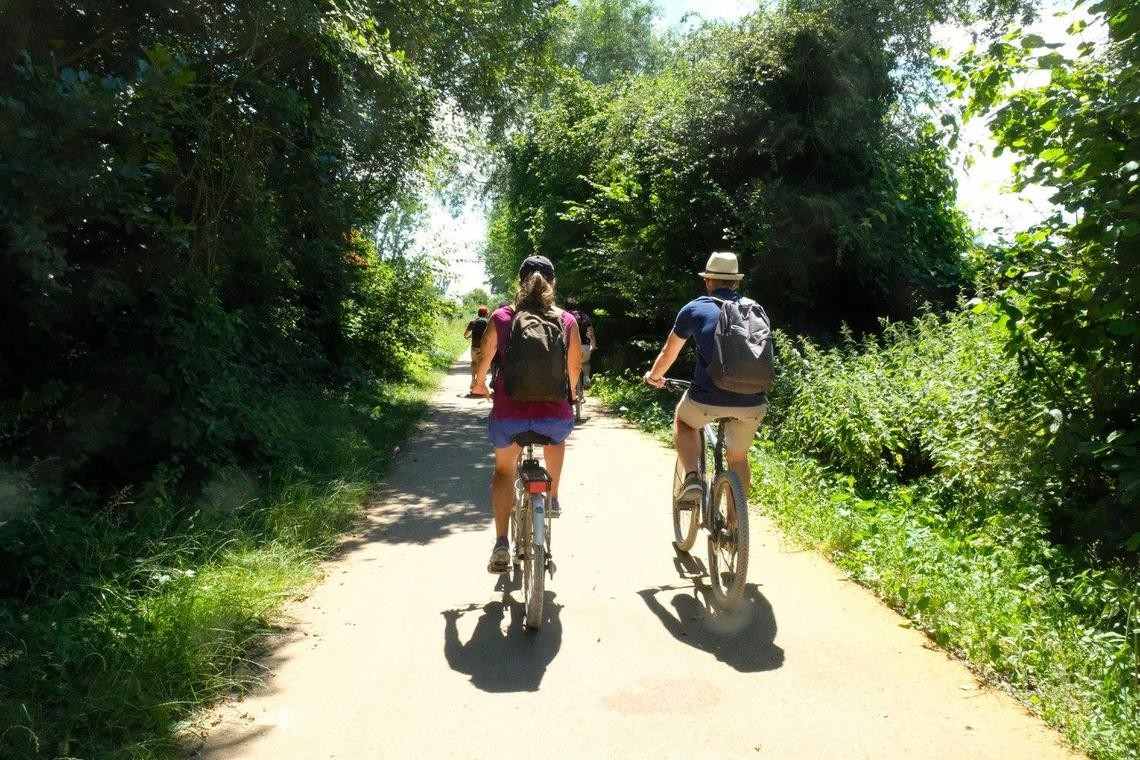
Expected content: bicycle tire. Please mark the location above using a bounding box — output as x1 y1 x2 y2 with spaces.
523 497 545 630
510 507 522 568
707 470 749 610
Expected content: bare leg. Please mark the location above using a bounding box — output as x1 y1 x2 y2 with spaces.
724 451 750 526
542 443 565 501
492 445 520 539
674 410 701 476
725 452 750 495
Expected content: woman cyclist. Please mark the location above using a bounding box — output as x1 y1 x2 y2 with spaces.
471 256 582 574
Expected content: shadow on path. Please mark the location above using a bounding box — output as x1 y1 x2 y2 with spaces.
337 357 496 552
639 572 784 673
442 575 563 693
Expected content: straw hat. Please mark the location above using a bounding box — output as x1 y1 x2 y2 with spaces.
699 251 744 281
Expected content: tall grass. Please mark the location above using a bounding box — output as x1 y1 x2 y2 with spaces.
0 320 466 759
594 311 1140 760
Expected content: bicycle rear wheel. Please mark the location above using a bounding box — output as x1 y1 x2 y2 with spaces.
523 496 545 630
510 506 523 568
707 471 749 610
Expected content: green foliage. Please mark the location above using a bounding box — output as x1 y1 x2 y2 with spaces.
749 446 1139 760
487 1 976 361
765 306 1140 754
457 287 493 316
941 0 1140 549
0 0 556 501
0 334 459 758
0 2 559 753
770 313 1055 505
554 0 668 84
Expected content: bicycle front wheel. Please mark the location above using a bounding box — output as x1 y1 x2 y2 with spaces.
672 426 709 553
522 496 545 630
707 471 749 610
672 467 700 553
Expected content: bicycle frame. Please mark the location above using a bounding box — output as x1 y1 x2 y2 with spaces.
697 420 728 528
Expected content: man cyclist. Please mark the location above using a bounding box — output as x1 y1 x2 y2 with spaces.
464 306 490 396
471 256 581 574
642 251 768 505
564 298 597 389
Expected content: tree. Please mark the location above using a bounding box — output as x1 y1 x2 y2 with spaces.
487 1 974 352
555 0 668 84
946 0 1140 548
0 0 561 494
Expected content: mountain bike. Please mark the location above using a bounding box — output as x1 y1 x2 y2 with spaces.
661 378 750 610
509 432 556 630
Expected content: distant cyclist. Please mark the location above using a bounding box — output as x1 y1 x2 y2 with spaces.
472 256 582 573
564 298 597 389
643 252 771 505
464 306 490 396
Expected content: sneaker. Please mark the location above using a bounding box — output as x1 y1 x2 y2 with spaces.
487 539 510 574
677 471 703 507
549 497 561 518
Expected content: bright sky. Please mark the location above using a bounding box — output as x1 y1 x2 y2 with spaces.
654 0 756 28
431 0 1087 297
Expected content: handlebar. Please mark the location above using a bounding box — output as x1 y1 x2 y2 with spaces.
661 378 691 392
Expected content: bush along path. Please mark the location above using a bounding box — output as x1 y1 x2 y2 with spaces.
192 352 1079 759
0 324 467 759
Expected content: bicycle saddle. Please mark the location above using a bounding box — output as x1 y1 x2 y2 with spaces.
512 431 554 446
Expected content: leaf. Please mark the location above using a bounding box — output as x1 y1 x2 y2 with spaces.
1106 320 1138 336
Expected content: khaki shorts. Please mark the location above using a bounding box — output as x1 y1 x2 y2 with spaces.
470 347 483 376
676 392 767 457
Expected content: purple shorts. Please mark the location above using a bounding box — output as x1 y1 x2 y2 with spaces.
488 417 574 449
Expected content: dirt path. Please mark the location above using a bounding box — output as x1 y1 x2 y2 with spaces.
194 356 1081 759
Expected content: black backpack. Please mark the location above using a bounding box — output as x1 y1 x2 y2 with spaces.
706 297 776 394
502 308 568 402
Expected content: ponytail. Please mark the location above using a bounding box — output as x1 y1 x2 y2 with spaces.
515 271 555 312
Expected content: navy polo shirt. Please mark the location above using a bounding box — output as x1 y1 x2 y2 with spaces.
672 288 768 407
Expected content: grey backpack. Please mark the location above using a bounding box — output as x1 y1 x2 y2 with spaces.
706 297 775 394
503 308 568 402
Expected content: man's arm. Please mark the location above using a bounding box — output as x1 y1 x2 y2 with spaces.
587 325 597 347
643 330 687 388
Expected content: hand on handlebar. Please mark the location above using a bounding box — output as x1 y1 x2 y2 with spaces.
643 370 665 388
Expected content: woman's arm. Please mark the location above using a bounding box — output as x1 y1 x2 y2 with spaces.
566 319 582 400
